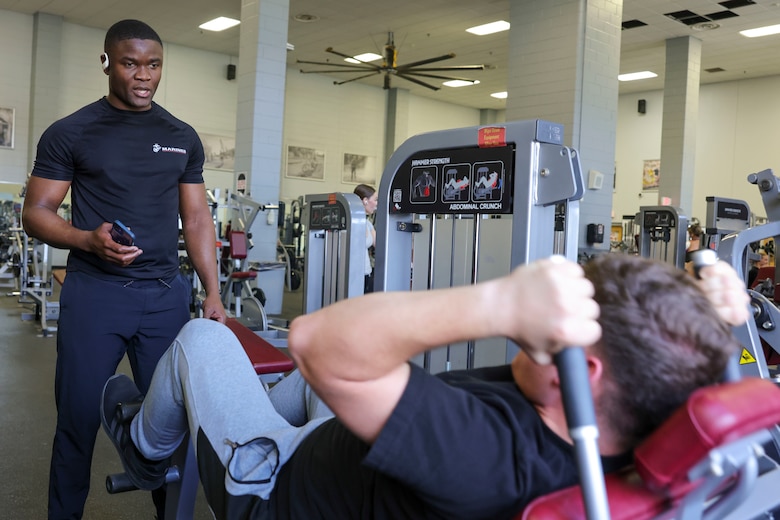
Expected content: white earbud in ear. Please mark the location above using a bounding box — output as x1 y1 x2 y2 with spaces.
100 52 109 71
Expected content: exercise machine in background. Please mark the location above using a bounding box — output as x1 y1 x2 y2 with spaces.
702 196 751 253
301 192 366 314
719 169 780 380
635 205 688 270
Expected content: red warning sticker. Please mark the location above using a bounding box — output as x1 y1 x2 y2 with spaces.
478 126 506 148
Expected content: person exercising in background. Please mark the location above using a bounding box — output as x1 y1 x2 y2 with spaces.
102 254 748 519
22 19 226 520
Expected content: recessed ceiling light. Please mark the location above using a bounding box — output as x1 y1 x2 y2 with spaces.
740 24 780 37
466 21 510 36
618 71 658 81
345 53 383 64
199 17 240 32
443 80 480 88
491 91 508 99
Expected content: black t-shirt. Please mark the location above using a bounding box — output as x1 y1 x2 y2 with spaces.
31 97 204 281
269 364 630 520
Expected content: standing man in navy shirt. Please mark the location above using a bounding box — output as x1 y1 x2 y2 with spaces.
22 19 227 519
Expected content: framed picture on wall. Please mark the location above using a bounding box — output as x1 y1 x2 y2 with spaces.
199 133 235 171
0 107 15 149
642 159 660 190
286 145 325 180
342 153 376 185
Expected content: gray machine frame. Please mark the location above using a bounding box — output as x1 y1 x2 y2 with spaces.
375 120 584 369
719 169 780 379
302 192 367 314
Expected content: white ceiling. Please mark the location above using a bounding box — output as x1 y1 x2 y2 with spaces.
2 0 780 109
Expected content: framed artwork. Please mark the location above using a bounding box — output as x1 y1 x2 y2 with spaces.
286 145 325 180
610 224 623 243
342 153 377 185
0 107 14 149
199 133 235 171
642 159 660 190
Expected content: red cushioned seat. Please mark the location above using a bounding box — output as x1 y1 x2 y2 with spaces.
224 318 294 375
229 271 256 280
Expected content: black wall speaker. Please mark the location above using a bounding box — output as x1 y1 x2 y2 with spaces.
227 64 236 81
638 99 646 114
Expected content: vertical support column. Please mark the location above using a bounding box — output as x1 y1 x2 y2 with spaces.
506 0 622 256
236 0 290 262
28 13 63 171
659 36 701 214
384 87 409 165
479 109 500 126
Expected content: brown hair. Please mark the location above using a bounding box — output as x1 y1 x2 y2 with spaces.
584 254 740 448
353 184 375 201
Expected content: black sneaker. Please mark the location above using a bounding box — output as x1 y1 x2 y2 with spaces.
100 374 169 491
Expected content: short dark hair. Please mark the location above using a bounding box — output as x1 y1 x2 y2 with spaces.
104 19 162 51
584 254 740 449
353 184 376 200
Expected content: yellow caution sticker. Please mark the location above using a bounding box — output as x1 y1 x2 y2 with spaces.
739 348 757 365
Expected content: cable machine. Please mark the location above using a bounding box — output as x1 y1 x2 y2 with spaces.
374 120 585 372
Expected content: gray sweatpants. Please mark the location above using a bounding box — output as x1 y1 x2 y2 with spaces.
130 318 333 499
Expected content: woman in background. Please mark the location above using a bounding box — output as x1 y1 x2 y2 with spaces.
353 184 377 293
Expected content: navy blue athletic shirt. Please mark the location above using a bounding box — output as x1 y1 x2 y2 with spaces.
31 97 204 281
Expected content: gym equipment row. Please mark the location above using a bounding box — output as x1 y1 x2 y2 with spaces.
2 222 59 336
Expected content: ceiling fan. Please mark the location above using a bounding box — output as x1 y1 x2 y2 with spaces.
297 32 485 91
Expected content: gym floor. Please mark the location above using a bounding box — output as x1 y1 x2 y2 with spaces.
0 280 305 519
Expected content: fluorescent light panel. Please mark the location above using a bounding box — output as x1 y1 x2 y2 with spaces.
199 17 240 32
491 91 508 99
466 20 510 36
344 52 383 64
618 71 657 82
740 24 780 37
443 80 480 87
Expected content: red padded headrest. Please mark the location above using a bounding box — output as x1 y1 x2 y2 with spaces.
521 378 780 520
229 231 248 259
635 377 780 491
521 470 668 520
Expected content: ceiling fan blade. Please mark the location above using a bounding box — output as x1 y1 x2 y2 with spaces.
403 71 478 82
325 46 359 60
408 65 486 72
325 47 383 69
396 73 440 91
299 68 379 74
395 53 455 70
296 59 377 70
333 71 382 85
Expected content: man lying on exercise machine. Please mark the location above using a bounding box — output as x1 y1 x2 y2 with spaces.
101 254 749 519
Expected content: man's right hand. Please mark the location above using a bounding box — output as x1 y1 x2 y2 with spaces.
497 256 602 365
91 222 143 266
